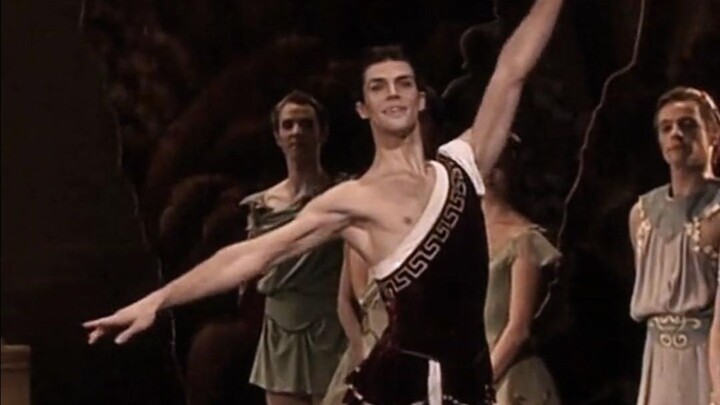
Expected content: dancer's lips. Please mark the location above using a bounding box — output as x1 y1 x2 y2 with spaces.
382 106 408 117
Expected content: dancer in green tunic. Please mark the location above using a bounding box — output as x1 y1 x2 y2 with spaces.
243 91 346 405
482 136 562 405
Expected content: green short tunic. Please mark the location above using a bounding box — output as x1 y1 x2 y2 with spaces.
243 189 346 395
484 227 562 405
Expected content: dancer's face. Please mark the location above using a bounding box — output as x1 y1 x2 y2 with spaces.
356 60 425 138
656 100 710 170
275 102 322 161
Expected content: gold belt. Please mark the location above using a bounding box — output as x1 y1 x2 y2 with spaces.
647 314 711 349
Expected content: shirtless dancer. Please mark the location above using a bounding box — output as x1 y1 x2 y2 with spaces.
85 0 563 402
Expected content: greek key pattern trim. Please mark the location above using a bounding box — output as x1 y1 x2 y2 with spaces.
378 156 467 299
